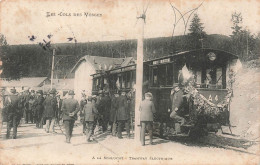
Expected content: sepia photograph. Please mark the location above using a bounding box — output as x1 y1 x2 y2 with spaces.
0 0 259 164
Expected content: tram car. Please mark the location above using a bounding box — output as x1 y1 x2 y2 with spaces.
91 48 238 138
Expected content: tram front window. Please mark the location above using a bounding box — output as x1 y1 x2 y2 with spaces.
200 66 224 89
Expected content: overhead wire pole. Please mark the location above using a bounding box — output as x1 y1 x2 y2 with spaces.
50 49 55 90
134 0 148 144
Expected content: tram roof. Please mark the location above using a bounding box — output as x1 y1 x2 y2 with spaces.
144 48 238 63
91 48 238 77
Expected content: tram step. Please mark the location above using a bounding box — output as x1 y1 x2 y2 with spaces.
181 124 194 127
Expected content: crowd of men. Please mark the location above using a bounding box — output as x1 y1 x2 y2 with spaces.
0 83 187 146
0 88 136 144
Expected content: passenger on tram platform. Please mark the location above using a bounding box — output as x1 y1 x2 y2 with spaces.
170 84 185 134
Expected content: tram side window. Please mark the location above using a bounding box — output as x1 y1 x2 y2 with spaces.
126 72 131 88
132 71 136 87
122 73 126 89
152 67 158 86
93 78 100 90
158 65 167 86
166 64 173 86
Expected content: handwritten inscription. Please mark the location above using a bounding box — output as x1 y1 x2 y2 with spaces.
46 12 102 18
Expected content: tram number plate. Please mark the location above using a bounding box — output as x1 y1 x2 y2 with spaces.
208 94 218 102
198 90 227 104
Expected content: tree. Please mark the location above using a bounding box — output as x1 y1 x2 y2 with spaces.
0 34 22 80
188 14 206 49
230 12 259 61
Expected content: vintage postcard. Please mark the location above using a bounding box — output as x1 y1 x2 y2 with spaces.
0 0 259 164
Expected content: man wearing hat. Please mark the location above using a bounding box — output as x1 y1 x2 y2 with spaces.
101 91 111 132
116 89 130 139
56 94 63 124
5 88 20 139
43 89 57 133
61 90 79 143
110 91 119 136
34 90 44 128
170 83 185 134
24 89 31 124
139 92 156 146
83 96 98 142
96 90 104 132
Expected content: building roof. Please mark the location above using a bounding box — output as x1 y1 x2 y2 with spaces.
43 79 74 91
1 77 49 88
70 55 134 73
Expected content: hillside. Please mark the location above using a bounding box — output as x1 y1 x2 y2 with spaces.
230 59 260 140
3 34 234 78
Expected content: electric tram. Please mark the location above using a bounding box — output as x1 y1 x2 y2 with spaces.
91 48 238 137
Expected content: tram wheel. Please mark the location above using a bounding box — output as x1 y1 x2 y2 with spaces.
188 127 208 140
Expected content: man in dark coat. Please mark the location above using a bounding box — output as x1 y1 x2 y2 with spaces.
139 92 156 146
34 90 44 128
79 93 87 134
96 90 104 132
170 84 185 133
56 94 63 124
110 92 119 136
5 88 20 139
24 90 30 124
43 89 57 133
116 89 130 139
83 96 98 142
61 90 79 143
101 91 111 132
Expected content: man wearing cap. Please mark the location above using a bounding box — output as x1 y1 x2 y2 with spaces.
116 89 130 139
83 96 98 142
61 90 80 143
34 90 44 128
5 88 20 139
139 92 156 146
43 89 57 133
170 84 185 134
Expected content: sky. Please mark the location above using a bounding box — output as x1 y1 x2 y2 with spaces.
0 0 259 45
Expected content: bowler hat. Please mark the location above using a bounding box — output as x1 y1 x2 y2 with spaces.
120 89 126 92
68 90 75 95
10 88 16 94
172 83 179 89
37 90 43 95
49 89 56 94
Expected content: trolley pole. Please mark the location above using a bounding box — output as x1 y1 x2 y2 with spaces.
50 49 55 90
134 7 145 144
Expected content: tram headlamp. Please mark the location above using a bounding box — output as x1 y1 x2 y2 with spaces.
208 52 216 61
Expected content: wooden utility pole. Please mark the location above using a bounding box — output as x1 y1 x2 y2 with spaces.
134 5 146 144
50 49 55 90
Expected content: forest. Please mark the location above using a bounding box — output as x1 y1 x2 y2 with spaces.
0 13 259 80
